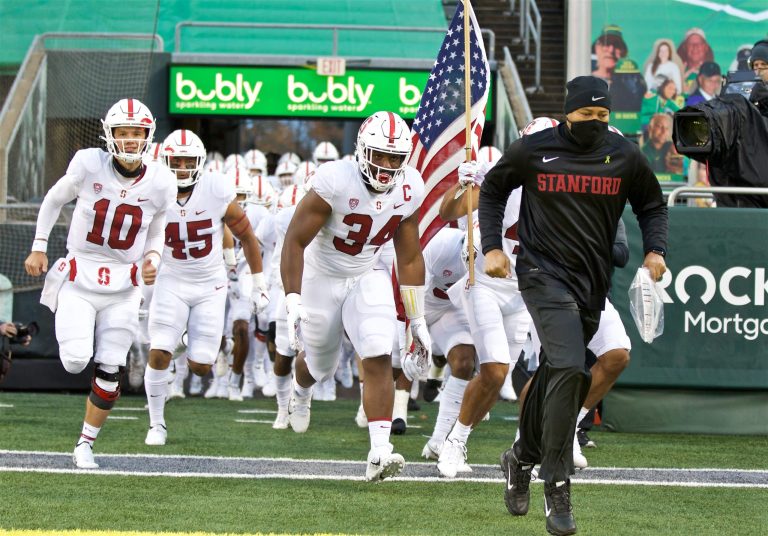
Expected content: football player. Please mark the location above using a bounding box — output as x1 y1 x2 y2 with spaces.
25 98 176 468
281 111 431 482
142 130 269 446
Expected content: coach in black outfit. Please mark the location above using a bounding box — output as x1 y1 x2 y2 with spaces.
479 75 668 536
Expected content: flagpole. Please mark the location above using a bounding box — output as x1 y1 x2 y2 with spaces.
463 0 475 286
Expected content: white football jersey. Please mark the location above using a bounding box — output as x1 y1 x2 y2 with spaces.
65 149 176 264
255 210 277 283
305 160 425 278
267 204 297 289
160 171 235 280
424 227 467 313
474 187 523 292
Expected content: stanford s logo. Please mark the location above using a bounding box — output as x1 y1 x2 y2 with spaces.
57 261 67 272
349 198 359 210
93 183 102 194
97 267 111 286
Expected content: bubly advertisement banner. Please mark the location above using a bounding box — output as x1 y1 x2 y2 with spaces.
591 0 767 185
169 65 492 120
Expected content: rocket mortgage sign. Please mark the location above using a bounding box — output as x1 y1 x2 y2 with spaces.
169 65 492 119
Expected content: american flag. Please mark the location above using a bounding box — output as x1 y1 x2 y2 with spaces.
409 0 490 246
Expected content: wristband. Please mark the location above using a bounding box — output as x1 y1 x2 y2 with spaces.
252 272 266 290
223 247 236 267
399 285 425 319
32 239 48 254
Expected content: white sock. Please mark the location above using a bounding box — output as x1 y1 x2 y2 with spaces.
229 371 242 388
392 388 410 421
293 377 312 399
431 376 468 444
144 366 169 427
173 355 188 389
79 422 101 446
577 407 589 428
368 419 392 452
275 374 292 411
447 421 472 444
243 352 256 384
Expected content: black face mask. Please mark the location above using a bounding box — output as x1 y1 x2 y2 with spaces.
569 119 608 148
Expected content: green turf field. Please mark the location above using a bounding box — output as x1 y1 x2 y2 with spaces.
0 392 766 535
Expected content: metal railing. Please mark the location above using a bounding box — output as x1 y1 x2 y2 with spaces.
501 47 533 129
174 21 495 60
666 186 768 206
510 0 542 92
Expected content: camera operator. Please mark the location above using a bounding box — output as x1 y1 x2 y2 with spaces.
0 321 36 384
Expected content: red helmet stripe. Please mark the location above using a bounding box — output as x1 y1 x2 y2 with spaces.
181 130 187 146
292 186 297 205
387 112 396 143
258 176 262 198
127 99 135 119
153 143 160 159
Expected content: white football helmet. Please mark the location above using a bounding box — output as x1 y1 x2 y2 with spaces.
224 153 245 173
478 146 503 167
101 98 156 164
207 151 224 163
520 117 560 136
249 175 276 207
294 161 317 190
162 129 206 188
243 149 268 176
312 141 340 165
277 184 306 209
229 166 254 207
342 154 355 162
205 159 225 173
278 152 302 167
608 125 624 136
276 161 298 187
356 111 412 192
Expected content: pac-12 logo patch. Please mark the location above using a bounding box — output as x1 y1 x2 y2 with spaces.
349 198 359 210
93 183 103 194
443 269 453 278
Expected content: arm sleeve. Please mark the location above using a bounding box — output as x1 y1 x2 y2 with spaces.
627 149 669 255
33 153 87 248
143 210 167 258
479 141 526 254
612 218 630 268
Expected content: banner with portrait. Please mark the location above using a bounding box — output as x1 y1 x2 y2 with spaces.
591 0 767 186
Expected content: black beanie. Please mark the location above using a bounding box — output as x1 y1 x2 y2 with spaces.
564 76 611 114
749 40 768 67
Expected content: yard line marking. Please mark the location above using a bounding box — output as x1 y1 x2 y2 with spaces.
0 404 14 408
1 450 766 474
237 409 277 414
112 407 146 412
108 416 138 420
235 419 274 424
0 466 765 488
501 416 519 421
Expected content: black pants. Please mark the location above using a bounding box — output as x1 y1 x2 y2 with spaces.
517 283 600 483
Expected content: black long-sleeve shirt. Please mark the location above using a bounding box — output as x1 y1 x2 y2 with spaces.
479 123 668 310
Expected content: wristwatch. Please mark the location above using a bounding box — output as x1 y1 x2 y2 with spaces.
646 247 666 258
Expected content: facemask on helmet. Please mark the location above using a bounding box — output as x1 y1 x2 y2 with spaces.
101 98 156 164
276 161 298 187
312 141 340 165
162 129 207 188
356 111 412 192
277 184 306 210
243 149 268 176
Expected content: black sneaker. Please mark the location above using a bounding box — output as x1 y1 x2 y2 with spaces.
499 444 534 515
391 418 407 435
423 379 442 402
407 397 421 411
577 429 596 449
544 480 577 535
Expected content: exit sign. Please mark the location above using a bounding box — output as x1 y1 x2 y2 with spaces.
317 57 346 76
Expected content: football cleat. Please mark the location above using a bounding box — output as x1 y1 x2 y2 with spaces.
73 441 99 469
168 383 186 400
288 393 312 433
577 429 596 448
573 429 588 469
437 438 472 478
262 372 277 398
188 375 203 396
228 385 244 402
240 380 255 399
144 424 167 446
423 378 442 402
365 448 405 482
500 444 534 516
391 417 407 435
272 410 289 430
421 439 441 460
544 480 576 536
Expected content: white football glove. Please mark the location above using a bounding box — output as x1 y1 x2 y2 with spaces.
250 272 270 315
401 316 432 382
458 160 489 189
285 292 309 351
